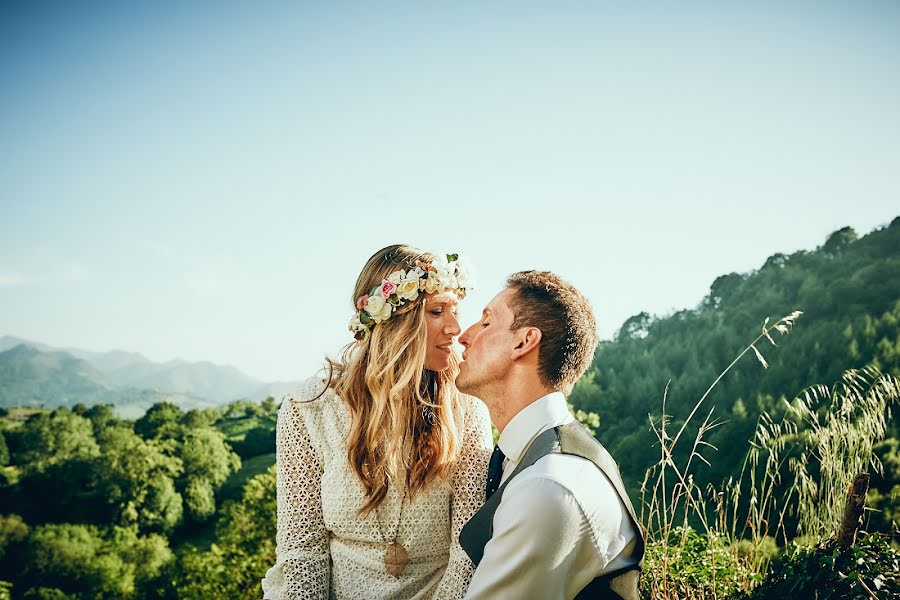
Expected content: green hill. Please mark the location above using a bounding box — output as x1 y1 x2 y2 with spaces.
0 344 114 408
0 344 218 417
0 335 301 405
570 218 900 497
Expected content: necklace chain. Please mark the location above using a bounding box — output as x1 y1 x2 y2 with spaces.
374 484 410 578
374 485 406 544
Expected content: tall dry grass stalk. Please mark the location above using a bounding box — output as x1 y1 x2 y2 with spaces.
640 311 803 599
785 366 898 539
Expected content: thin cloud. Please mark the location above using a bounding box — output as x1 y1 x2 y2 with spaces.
131 234 178 262
0 272 26 287
61 265 86 282
0 264 86 287
186 270 232 299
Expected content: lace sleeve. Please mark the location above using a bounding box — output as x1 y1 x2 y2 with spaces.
261 395 330 600
432 395 493 599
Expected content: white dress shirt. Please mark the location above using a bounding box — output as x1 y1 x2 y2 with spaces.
463 392 638 600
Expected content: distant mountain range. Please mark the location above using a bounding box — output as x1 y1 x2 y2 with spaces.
0 336 301 418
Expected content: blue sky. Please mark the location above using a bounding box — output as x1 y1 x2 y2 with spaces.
1 2 898 382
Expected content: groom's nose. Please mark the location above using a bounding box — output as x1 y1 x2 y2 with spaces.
458 324 475 348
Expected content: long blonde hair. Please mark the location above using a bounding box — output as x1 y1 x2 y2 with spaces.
325 244 464 514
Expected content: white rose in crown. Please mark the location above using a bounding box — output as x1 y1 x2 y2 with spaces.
397 277 420 301
431 256 454 289
431 254 450 274
387 270 405 286
424 276 442 294
365 294 393 323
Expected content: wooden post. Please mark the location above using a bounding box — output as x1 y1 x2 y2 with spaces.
837 473 870 548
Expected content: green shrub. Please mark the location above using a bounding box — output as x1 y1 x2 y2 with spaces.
642 526 762 598
0 514 29 564
19 523 173 599
743 532 899 599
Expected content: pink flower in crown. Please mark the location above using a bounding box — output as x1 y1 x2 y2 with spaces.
356 294 370 310
381 280 397 297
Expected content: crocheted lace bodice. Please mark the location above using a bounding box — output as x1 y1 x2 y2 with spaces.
261 376 492 600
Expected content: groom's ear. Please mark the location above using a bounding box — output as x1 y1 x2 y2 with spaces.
511 327 541 361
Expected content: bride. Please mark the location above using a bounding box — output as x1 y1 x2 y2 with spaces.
261 244 492 599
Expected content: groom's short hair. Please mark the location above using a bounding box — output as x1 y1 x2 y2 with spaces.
505 271 598 396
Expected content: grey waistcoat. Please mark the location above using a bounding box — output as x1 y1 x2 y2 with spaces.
459 421 644 600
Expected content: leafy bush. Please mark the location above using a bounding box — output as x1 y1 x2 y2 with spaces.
176 427 242 522
642 526 761 599
0 513 29 564
8 410 99 476
19 523 172 599
743 532 899 599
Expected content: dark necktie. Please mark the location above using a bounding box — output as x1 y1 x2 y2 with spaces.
485 445 506 500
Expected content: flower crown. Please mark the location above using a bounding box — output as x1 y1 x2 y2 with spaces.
349 253 473 343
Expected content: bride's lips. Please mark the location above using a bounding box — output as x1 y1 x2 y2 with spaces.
436 342 453 353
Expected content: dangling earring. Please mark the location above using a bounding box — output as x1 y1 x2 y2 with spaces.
422 405 435 426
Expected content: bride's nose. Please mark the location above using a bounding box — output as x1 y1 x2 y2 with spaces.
445 314 461 336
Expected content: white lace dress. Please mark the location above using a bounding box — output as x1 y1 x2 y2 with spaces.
260 376 493 600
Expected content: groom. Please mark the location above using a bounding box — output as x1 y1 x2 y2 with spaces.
455 271 644 600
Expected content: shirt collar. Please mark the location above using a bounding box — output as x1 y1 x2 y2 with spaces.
497 391 573 463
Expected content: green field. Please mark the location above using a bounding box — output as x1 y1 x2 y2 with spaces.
216 416 275 442
218 452 276 502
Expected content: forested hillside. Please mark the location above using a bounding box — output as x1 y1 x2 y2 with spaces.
570 218 900 531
